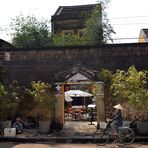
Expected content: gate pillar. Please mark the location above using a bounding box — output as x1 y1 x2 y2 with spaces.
55 84 65 126
95 82 105 123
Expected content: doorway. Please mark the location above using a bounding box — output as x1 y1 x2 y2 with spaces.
63 82 96 122
55 81 105 126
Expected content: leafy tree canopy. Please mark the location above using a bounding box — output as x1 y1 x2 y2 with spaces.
84 0 115 44
10 1 114 47
110 65 148 110
10 14 52 48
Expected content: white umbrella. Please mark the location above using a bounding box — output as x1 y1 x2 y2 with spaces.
65 90 93 97
65 95 73 102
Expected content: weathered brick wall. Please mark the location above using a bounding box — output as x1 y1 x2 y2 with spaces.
1 43 148 86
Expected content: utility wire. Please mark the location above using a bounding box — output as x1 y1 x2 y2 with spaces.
111 37 139 40
1 15 148 26
110 15 148 20
112 22 148 26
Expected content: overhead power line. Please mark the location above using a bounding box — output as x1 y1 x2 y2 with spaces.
1 15 148 27
112 37 138 40
110 15 148 20
112 22 148 26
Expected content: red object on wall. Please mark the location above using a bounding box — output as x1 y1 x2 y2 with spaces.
90 84 94 92
64 85 70 92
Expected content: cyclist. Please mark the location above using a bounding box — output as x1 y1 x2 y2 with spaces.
110 104 123 139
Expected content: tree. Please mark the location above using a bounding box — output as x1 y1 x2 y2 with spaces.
84 4 103 44
110 65 148 110
100 0 115 43
84 0 115 44
10 15 52 48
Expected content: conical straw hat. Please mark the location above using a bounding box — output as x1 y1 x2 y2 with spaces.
114 104 123 110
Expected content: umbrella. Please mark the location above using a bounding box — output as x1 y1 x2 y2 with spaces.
65 90 93 97
65 95 73 102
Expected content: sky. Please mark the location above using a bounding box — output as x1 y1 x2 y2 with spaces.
0 0 148 43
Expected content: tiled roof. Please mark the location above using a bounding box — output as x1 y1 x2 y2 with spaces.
52 4 98 20
55 67 99 82
0 39 13 48
142 29 148 37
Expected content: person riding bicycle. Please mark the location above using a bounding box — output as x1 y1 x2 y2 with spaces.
93 104 135 145
110 104 123 138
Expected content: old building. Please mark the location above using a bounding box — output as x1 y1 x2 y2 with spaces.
51 4 99 37
0 39 13 48
0 39 14 61
139 29 148 42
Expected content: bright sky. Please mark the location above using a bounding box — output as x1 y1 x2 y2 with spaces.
0 0 148 43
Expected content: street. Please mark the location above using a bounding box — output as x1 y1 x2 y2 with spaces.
0 142 148 148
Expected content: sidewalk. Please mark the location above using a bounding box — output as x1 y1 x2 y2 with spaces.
0 121 148 143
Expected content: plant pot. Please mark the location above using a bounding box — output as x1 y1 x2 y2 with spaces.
4 128 16 137
137 122 148 135
39 121 50 134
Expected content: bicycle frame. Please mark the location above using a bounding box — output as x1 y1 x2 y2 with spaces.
103 121 133 139
93 120 135 145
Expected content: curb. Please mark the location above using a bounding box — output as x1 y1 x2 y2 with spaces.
0 136 148 143
0 137 94 143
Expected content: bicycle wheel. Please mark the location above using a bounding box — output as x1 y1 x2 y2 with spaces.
119 127 135 144
93 129 110 146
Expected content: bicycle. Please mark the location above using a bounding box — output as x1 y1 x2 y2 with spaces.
93 119 135 146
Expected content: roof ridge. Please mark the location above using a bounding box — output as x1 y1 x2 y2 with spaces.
58 4 97 8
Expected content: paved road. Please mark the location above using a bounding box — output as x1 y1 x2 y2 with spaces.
0 142 148 148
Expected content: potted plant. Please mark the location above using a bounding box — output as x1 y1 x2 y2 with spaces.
30 81 56 133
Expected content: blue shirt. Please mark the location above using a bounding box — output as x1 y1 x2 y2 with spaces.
112 111 123 127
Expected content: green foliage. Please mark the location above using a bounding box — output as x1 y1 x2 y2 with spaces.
100 0 115 42
84 1 115 44
30 81 56 120
52 34 86 46
84 4 103 44
110 65 148 110
10 1 114 47
11 14 52 48
0 82 20 121
100 68 113 83
31 81 52 110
